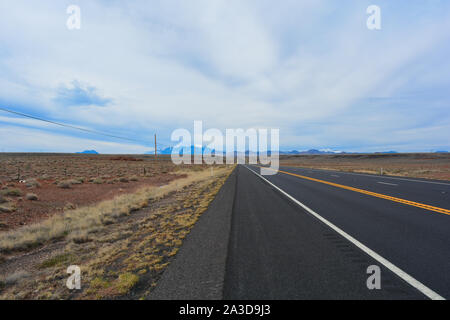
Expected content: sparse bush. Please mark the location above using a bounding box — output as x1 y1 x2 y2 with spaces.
57 179 83 189
39 253 74 269
70 232 92 244
25 179 41 189
90 277 111 290
1 188 23 197
57 181 71 189
101 216 115 226
0 206 13 213
26 193 38 201
119 177 129 183
130 176 139 182
115 273 139 295
92 178 104 184
64 202 76 211
70 179 83 185
0 167 231 253
0 194 7 204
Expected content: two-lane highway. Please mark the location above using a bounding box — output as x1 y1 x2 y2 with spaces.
223 165 450 299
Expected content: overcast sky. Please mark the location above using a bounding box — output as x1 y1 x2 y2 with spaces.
0 0 449 153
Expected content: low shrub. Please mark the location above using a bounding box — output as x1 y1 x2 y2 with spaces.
0 206 13 214
1 188 23 197
115 273 139 295
26 193 38 201
68 179 83 185
25 179 41 189
64 202 76 211
92 178 104 184
57 182 71 189
0 194 7 204
39 253 74 269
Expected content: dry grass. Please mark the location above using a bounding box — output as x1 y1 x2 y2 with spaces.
0 167 229 253
0 204 15 214
0 195 7 204
0 165 234 300
0 188 23 197
39 253 75 269
280 153 450 181
0 271 30 286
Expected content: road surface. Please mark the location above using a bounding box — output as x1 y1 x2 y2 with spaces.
223 165 449 299
151 165 449 300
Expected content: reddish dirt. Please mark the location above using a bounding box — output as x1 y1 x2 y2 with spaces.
108 156 144 161
0 173 186 231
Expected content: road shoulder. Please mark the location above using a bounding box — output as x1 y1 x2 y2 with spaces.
149 168 237 300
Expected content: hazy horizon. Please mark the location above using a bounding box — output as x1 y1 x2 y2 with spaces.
1 1 449 153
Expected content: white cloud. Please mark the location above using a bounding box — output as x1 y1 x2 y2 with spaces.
0 0 449 151
0 125 149 154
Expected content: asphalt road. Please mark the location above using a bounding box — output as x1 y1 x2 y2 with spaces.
223 165 450 300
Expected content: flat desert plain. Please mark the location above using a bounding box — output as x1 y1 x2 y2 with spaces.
0 153 233 300
280 153 450 181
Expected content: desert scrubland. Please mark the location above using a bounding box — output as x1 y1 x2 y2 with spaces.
0 153 233 299
280 153 450 181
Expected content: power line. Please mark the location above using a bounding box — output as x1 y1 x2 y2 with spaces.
0 106 170 148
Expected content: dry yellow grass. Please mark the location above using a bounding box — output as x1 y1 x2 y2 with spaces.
0 165 234 299
0 167 232 253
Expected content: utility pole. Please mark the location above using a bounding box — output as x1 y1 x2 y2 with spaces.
154 134 157 161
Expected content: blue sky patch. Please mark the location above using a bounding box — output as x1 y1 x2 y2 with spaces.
54 81 112 107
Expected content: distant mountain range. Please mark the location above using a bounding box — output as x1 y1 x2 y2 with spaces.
149 147 345 155
77 148 448 156
150 146 215 155
282 149 342 155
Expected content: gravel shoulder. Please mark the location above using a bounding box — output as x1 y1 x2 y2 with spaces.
149 168 236 300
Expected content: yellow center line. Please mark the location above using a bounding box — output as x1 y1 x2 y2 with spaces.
259 167 450 216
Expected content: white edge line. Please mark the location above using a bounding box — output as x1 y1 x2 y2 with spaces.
377 182 398 186
245 165 445 300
